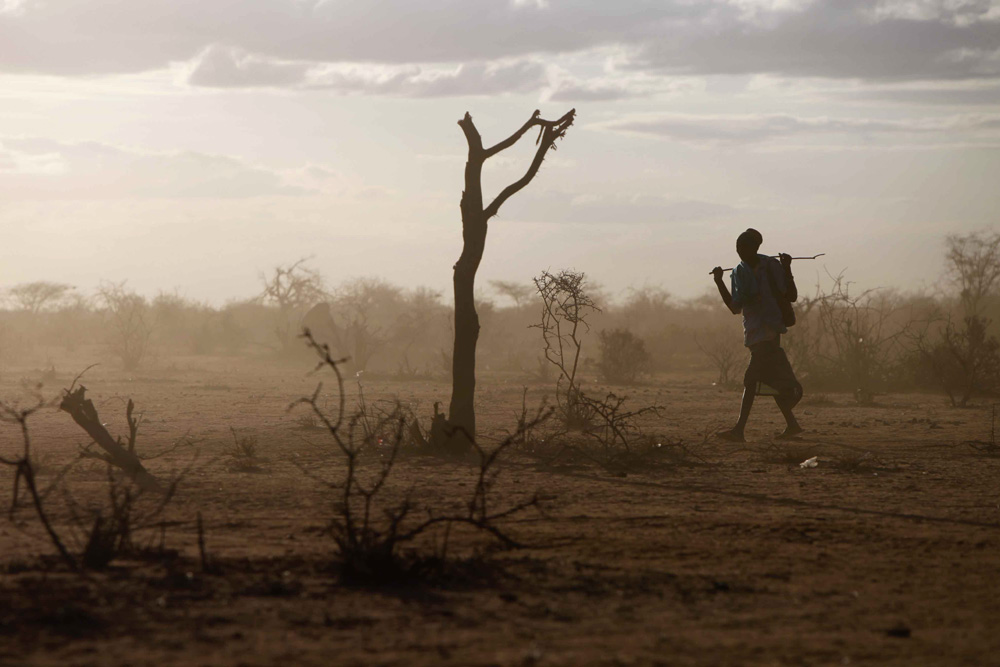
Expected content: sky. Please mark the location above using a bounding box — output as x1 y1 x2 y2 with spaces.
1 0 998 305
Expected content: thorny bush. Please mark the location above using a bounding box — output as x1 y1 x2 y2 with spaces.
532 269 600 429
292 329 551 583
1 385 190 571
597 328 649 385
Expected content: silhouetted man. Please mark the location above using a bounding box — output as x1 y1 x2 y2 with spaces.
712 228 803 442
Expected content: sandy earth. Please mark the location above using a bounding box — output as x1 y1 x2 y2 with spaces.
1 353 998 666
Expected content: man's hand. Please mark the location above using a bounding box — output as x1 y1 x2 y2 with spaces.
712 266 725 282
779 253 798 301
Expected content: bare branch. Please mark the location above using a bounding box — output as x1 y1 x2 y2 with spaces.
68 364 99 394
0 397 79 571
59 386 163 493
484 109 575 220
483 109 540 158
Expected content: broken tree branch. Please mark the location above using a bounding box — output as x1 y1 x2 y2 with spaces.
59 386 163 494
457 112 485 155
483 109 540 158
484 109 575 220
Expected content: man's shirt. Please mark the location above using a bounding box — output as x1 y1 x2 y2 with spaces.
731 257 788 347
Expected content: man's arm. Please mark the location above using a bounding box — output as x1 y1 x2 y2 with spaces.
712 267 741 314
779 254 798 302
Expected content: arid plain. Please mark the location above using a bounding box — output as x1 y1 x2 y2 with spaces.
1 347 997 667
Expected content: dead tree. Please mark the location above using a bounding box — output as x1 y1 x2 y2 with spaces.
59 386 162 493
444 108 575 452
259 258 327 353
946 230 1000 317
97 281 153 370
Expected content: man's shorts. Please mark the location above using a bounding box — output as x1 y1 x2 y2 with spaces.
744 337 802 401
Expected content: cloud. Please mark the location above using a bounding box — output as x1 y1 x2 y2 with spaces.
309 59 550 97
3 0 996 86
940 45 1000 75
180 49 705 101
0 0 27 16
600 112 1000 146
501 190 737 224
725 0 819 24
546 70 704 102
0 141 65 174
185 47 550 96
403 60 549 97
0 0 677 75
840 80 1000 105
186 45 311 88
627 0 1000 81
547 79 640 102
866 0 1000 26
0 137 313 199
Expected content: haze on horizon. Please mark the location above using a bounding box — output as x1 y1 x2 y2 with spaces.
1 0 998 305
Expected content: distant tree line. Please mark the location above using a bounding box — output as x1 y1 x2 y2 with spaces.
0 230 998 406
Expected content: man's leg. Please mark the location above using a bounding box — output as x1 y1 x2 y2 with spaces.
774 392 803 438
718 356 757 442
773 367 803 438
735 386 755 432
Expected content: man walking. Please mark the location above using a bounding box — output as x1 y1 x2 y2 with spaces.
712 228 803 442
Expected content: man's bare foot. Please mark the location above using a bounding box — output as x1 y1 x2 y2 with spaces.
717 427 746 443
775 424 804 440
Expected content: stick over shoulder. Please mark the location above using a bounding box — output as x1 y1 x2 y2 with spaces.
710 253 825 275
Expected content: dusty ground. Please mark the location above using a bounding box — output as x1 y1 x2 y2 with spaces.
1 351 998 666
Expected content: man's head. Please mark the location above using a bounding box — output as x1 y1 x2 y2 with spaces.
736 228 763 263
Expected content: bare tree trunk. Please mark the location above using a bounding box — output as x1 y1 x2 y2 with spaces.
449 221 486 451
443 109 575 452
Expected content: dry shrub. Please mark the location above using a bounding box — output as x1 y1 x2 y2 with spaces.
530 271 675 471
0 392 77 570
64 391 191 569
816 274 911 404
527 390 693 474
1 387 189 571
533 269 600 429
581 391 662 455
916 315 1000 407
225 427 263 472
945 230 1000 317
295 410 322 430
507 387 545 451
597 328 649 385
96 281 153 371
696 327 744 387
293 329 550 583
68 463 182 569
